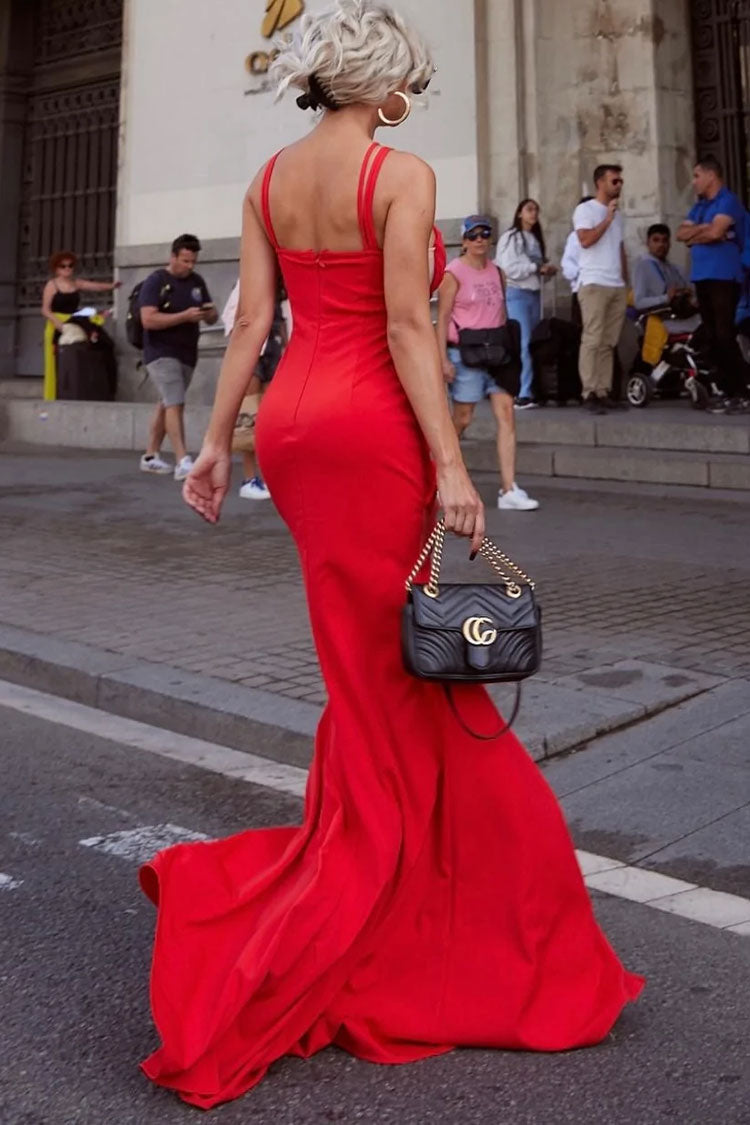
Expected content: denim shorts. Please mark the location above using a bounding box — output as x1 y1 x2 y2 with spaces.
448 347 516 402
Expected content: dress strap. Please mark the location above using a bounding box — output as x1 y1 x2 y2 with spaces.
357 143 392 250
261 150 284 249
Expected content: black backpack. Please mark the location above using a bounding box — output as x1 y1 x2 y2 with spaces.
125 281 145 350
125 272 173 350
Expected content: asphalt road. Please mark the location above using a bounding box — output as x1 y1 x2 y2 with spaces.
2 703 749 1125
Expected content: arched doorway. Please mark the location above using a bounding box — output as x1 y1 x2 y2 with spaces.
692 0 750 202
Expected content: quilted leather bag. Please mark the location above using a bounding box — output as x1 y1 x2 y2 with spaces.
402 520 542 739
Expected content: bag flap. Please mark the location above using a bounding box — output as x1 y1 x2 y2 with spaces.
410 583 538 631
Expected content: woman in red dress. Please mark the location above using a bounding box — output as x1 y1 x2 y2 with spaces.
140 0 643 1108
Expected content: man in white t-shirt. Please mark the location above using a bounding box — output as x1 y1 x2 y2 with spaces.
574 164 629 413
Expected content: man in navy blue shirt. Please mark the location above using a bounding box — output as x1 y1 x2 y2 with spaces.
677 158 748 410
138 234 218 479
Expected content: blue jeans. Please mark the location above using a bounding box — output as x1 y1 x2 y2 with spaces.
505 288 541 399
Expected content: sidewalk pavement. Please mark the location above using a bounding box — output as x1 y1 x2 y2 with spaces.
1 448 748 767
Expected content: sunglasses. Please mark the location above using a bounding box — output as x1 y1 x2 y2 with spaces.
465 229 492 241
611 178 624 186
60 263 74 269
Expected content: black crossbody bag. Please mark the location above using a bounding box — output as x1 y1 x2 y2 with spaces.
456 326 511 368
402 520 542 740
453 266 522 371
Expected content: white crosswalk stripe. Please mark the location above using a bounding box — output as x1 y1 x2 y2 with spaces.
79 825 211 865
3 678 750 938
0 873 23 891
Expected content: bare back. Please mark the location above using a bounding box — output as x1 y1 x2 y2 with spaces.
250 132 418 254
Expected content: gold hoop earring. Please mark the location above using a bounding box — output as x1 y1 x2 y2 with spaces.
378 90 411 127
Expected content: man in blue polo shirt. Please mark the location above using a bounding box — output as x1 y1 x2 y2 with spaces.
677 157 748 410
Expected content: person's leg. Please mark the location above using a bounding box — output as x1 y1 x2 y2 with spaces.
506 289 538 402
164 405 187 463
142 359 186 472
489 389 539 509
577 285 607 400
448 347 482 436
452 400 476 438
601 287 628 399
711 281 747 399
694 280 719 370
239 373 263 481
488 391 515 493
145 403 166 457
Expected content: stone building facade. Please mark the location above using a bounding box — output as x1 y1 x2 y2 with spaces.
1 0 748 395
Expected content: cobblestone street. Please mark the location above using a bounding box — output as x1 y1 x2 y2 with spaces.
2 450 750 708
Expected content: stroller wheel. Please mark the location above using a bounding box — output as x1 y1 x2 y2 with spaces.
626 372 652 407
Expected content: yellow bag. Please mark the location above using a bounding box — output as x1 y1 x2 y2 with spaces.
641 315 669 368
231 394 261 453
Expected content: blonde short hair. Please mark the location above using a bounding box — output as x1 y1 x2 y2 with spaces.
270 0 434 110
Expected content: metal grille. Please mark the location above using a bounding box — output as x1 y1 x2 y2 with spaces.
692 0 750 203
16 0 122 309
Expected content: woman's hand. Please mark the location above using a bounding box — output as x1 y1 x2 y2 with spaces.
540 263 557 277
442 357 456 383
436 461 485 554
182 445 232 524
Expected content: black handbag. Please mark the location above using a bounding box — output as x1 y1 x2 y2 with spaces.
402 520 542 739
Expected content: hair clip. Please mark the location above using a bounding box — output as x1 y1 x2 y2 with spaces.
296 74 338 113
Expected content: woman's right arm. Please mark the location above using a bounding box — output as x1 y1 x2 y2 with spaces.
382 155 484 550
183 172 277 524
41 281 63 329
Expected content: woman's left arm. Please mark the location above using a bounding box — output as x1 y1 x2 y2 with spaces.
183 175 277 524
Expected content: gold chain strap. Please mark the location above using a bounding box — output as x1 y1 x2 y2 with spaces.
405 519 535 599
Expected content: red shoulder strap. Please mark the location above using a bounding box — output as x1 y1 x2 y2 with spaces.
357 144 391 250
261 150 283 249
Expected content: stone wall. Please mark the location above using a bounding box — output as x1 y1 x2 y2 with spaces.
478 0 695 304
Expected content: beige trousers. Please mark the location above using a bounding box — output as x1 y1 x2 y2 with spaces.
577 284 628 397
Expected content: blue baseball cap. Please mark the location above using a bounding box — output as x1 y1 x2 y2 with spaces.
461 215 492 237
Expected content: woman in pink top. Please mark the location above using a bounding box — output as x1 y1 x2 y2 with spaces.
436 216 539 510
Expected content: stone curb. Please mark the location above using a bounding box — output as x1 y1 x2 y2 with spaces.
0 624 726 771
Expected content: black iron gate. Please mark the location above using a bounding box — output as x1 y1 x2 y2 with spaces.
15 0 123 309
692 0 750 203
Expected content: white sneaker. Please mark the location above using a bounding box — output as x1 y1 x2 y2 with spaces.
239 476 271 500
174 455 194 482
140 453 171 475
497 483 540 511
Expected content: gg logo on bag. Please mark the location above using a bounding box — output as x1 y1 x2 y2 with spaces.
462 617 498 647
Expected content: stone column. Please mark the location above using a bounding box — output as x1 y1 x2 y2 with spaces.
478 0 695 286
0 0 33 373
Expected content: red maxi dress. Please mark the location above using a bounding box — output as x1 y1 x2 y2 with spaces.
140 144 644 1109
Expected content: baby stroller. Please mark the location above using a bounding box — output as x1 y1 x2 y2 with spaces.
625 307 714 409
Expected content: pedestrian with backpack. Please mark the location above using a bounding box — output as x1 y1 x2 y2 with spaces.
137 234 218 479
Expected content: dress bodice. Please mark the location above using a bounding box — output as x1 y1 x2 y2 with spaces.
261 143 445 341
